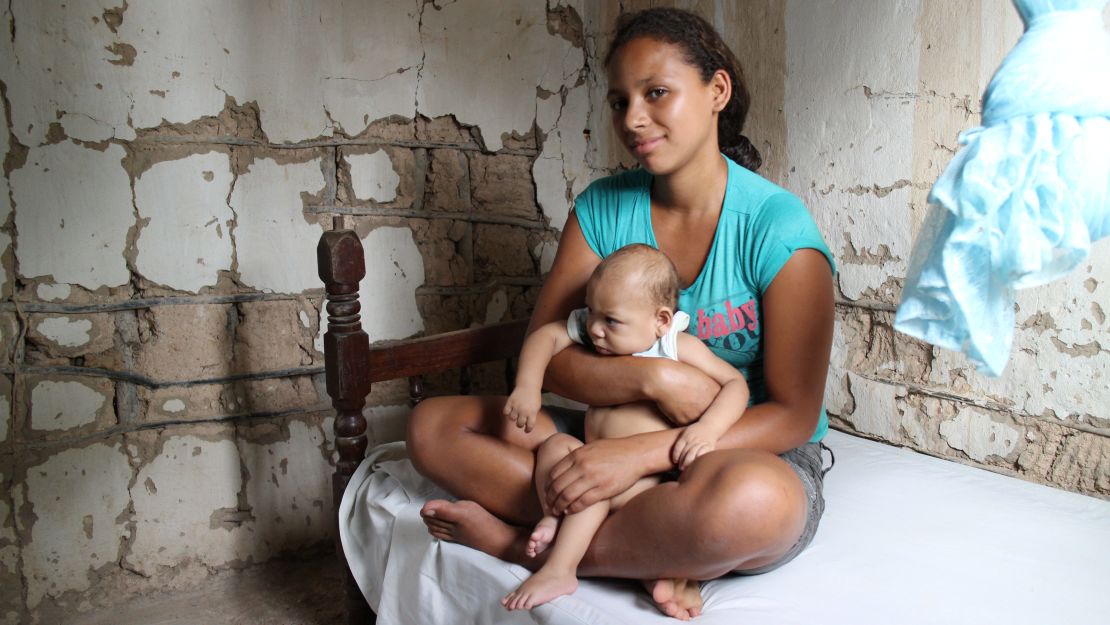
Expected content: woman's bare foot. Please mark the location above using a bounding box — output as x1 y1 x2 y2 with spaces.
527 516 559 557
643 578 704 621
420 500 537 566
501 566 578 611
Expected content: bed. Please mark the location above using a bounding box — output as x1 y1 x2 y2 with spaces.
318 228 1110 625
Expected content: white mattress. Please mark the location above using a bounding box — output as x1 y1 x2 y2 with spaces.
339 430 1110 625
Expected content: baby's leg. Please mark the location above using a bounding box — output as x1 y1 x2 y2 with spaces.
525 433 573 558
503 433 609 611
585 402 670 509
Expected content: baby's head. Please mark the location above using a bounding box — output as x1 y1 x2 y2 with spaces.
583 244 679 356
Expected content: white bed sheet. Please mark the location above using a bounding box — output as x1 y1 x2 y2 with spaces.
339 430 1110 625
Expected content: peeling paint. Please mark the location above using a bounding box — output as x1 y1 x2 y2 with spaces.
239 420 331 553
128 434 245 575
939 408 1020 462
232 157 325 293
35 284 71 301
34 317 92 348
12 142 132 289
30 379 109 431
483 289 509 325
23 442 132 608
135 152 234 292
842 372 906 441
418 0 582 151
785 0 919 302
347 150 400 203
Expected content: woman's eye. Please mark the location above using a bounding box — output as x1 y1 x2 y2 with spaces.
608 100 627 111
647 88 667 99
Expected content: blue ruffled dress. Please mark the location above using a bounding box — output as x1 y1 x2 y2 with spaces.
894 0 1110 375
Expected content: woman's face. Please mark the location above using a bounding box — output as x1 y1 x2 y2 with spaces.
606 37 728 175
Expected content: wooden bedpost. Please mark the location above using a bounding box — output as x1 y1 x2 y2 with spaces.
317 228 375 625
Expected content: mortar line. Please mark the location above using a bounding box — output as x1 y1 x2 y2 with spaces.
846 370 1110 437
130 135 539 156
834 300 898 313
0 292 319 314
11 364 325 389
306 205 549 230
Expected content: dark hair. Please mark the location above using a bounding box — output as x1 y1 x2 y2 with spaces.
605 7 762 172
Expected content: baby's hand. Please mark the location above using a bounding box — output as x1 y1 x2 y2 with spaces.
671 423 717 470
504 388 542 433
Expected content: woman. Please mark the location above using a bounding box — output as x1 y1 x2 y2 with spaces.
409 7 835 620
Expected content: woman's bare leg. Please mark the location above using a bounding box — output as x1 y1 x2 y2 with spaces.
412 394 554 564
409 395 552 525
410 395 809 619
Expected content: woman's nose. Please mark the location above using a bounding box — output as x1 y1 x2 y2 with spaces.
623 99 647 131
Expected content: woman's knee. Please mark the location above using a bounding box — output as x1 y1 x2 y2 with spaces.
407 395 485 475
682 452 807 560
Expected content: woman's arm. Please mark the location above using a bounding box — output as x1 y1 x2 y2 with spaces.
533 214 720 418
714 248 834 452
546 249 834 514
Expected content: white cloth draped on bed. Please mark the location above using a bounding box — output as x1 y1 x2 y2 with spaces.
339 431 1110 625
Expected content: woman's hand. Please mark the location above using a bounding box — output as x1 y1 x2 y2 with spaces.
544 436 650 515
647 360 720 425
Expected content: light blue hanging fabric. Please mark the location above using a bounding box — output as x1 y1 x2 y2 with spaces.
894 0 1110 376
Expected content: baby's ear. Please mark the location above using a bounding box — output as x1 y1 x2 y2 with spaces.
655 307 674 337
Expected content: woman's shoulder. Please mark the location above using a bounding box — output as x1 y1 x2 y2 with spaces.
578 167 651 202
723 158 804 216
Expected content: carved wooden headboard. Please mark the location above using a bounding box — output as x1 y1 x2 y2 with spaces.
317 228 528 624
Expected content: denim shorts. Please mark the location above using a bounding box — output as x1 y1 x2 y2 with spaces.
545 405 834 575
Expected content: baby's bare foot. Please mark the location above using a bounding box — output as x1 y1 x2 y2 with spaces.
527 516 559 557
500 567 578 611
643 578 703 621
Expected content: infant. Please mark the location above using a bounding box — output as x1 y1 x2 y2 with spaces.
501 243 750 610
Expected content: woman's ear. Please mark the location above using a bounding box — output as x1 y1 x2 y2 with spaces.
655 307 674 337
710 69 731 112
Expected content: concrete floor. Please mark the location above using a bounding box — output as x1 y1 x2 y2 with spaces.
65 553 346 625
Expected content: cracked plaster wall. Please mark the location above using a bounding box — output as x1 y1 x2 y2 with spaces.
1 0 1104 621
784 0 1109 497
0 0 598 621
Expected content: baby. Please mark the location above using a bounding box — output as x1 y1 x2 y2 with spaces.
501 243 750 611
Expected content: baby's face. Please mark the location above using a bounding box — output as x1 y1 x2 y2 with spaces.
583 274 668 356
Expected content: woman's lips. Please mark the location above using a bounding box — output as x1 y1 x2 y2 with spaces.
631 136 663 156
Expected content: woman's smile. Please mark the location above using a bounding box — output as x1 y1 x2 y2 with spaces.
631 136 664 156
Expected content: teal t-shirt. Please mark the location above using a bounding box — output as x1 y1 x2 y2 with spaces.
573 156 836 443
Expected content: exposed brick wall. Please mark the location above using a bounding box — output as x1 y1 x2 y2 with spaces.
0 1 592 621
